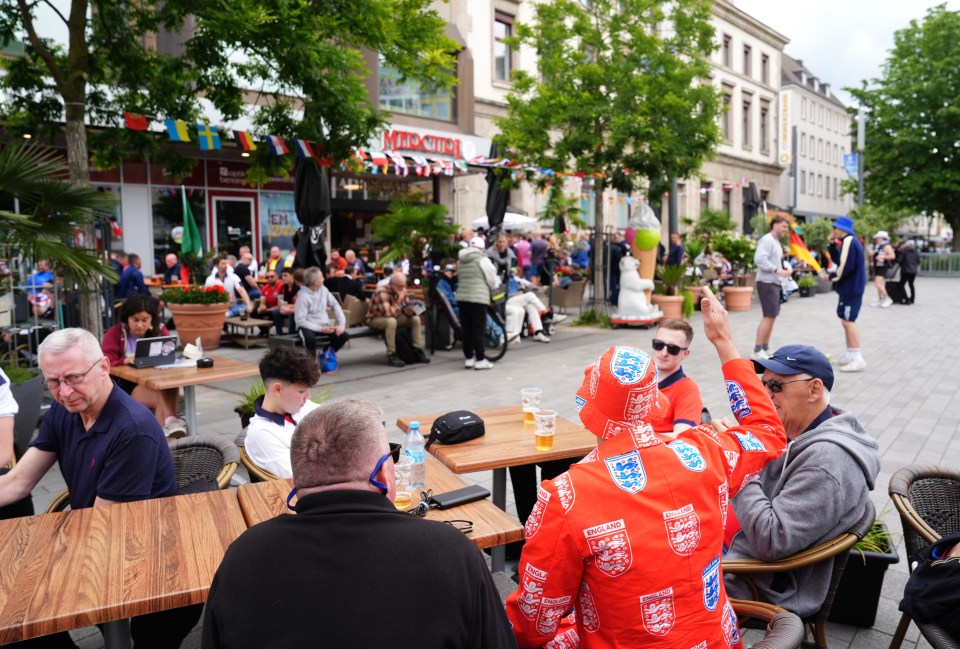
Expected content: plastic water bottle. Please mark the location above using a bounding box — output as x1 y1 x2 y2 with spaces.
405 421 426 488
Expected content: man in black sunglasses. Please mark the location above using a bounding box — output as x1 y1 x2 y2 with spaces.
716 344 880 620
203 397 516 649
648 318 703 435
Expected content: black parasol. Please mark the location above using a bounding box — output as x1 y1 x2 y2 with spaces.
485 143 509 237
293 157 331 269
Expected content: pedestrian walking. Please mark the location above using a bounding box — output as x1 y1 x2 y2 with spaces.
824 217 868 372
751 215 793 360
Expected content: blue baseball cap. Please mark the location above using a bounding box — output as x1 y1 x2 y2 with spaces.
832 216 856 236
753 344 834 391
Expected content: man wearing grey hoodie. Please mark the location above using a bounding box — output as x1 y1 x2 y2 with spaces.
714 344 880 618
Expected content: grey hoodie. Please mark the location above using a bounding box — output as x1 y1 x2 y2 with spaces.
723 407 880 618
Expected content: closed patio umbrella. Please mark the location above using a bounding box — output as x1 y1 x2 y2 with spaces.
293 157 330 269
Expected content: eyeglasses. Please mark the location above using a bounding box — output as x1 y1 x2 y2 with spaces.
265 275 277 279
42 358 103 390
652 339 688 356
761 377 816 393
368 452 392 495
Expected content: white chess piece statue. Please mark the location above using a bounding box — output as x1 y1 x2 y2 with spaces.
617 255 661 318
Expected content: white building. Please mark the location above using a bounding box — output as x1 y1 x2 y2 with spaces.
778 54 854 222
677 0 788 235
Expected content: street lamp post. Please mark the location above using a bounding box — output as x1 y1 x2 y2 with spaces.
857 107 865 208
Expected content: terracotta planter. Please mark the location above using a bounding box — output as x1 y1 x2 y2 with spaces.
167 302 227 350
722 286 754 311
650 294 684 320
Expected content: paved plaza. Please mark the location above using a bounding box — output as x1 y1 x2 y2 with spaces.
41 276 957 648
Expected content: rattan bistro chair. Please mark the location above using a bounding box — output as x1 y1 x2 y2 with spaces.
887 465 960 649
723 499 876 649
44 435 240 513
732 600 805 649
235 430 281 483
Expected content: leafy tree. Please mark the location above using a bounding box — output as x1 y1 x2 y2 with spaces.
371 201 458 279
848 4 960 250
495 0 721 310
683 208 736 250
848 204 912 243
538 186 587 231
0 0 456 334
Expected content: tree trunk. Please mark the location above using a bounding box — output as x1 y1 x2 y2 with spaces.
590 184 606 313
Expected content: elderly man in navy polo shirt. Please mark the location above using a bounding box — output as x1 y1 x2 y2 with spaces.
0 328 197 648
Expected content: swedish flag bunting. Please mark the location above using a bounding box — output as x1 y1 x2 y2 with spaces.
165 119 190 142
196 123 221 151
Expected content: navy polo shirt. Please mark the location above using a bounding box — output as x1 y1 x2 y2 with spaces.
32 385 176 508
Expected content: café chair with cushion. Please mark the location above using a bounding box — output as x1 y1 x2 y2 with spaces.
723 499 876 649
44 434 240 512
731 599 804 649
887 464 960 649
235 430 280 483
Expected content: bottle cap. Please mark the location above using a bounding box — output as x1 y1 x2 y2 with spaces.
410 420 420 429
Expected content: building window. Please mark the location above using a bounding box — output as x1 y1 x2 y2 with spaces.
834 144 839 166
379 58 456 122
810 135 815 156
721 89 733 143
801 98 806 120
800 170 806 194
817 174 823 196
818 139 823 161
722 34 731 67
761 53 769 84
759 101 769 153
722 186 731 214
701 182 712 212
833 177 839 199
494 13 513 82
799 132 805 156
742 96 752 148
743 45 752 77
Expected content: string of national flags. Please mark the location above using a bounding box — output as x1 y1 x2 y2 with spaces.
122 112 765 192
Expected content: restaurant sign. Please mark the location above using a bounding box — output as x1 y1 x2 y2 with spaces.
378 126 488 161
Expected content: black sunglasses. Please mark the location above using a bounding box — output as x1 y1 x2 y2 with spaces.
761 377 815 393
652 339 688 356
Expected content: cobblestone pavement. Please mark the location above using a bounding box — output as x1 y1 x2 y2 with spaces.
38 277 956 648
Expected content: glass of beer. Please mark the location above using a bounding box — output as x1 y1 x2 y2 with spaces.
521 388 543 424
394 460 413 510
534 409 557 451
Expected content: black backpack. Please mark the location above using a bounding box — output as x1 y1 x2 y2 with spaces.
394 328 419 364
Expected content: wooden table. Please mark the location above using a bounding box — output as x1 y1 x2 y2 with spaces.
396 406 595 570
224 316 273 348
0 489 246 646
110 355 259 435
237 455 523 552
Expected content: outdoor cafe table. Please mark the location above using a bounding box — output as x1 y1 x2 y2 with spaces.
396 406 596 571
110 355 259 436
236 455 524 553
0 489 247 647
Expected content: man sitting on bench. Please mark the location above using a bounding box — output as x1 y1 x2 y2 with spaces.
295 266 349 360
366 271 430 368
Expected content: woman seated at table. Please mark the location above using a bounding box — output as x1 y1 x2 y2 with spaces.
102 294 186 438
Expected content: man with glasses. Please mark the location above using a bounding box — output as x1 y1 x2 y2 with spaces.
647 318 703 435
713 344 880 619
0 328 192 647
203 397 516 649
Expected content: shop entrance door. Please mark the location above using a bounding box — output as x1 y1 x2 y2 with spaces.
213 197 255 257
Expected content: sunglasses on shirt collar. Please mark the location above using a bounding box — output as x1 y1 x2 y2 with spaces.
652 339 688 356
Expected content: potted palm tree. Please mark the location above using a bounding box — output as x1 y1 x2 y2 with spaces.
371 200 458 280
714 235 757 311
651 264 686 319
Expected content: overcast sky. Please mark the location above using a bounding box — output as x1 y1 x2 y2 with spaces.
733 0 960 107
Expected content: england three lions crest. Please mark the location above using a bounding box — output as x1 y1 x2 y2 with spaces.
721 601 742 647
544 627 580 649
668 440 706 472
517 563 548 620
553 472 576 512
718 482 729 528
584 519 633 577
702 555 721 611
630 423 661 449
610 346 653 385
525 486 550 539
639 587 676 636
733 431 766 452
578 582 600 633
536 595 572 636
663 504 701 556
725 380 752 419
605 450 647 493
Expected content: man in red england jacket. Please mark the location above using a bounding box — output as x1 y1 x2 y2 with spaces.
505 287 787 649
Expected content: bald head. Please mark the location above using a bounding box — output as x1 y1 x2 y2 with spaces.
390 271 407 287
165 253 178 268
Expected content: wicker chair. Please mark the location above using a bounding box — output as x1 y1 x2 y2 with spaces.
731 600 804 649
723 499 876 649
887 465 960 649
235 430 280 483
44 434 240 513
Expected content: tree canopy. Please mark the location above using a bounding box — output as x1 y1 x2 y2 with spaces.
849 4 960 249
494 0 721 307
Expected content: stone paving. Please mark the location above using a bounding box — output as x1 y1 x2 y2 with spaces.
37 276 957 648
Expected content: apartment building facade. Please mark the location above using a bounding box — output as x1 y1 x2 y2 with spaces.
778 54 854 222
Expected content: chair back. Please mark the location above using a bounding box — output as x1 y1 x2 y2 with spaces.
167 435 240 491
731 600 804 649
889 464 960 562
235 430 281 482
346 298 369 328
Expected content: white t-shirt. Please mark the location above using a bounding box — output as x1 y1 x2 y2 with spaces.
245 399 320 478
205 271 245 304
0 368 19 419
